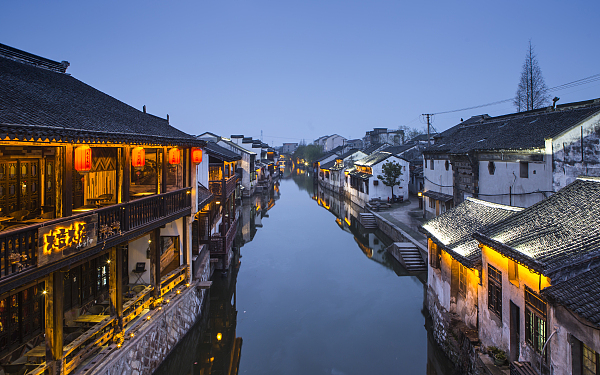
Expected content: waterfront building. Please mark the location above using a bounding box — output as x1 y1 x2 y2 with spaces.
314 134 347 152
195 142 241 271
473 177 600 372
422 98 600 219
422 198 521 365
317 149 366 195
218 136 257 197
347 152 409 205
425 176 600 373
0 43 207 374
362 128 404 149
282 143 299 154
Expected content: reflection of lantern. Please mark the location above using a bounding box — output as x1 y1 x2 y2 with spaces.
191 148 203 164
132 147 145 169
168 148 180 165
75 145 92 172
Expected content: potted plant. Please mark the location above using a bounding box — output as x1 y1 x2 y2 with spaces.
494 350 507 366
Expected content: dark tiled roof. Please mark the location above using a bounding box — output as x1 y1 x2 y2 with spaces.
383 144 418 155
320 160 336 170
0 52 201 147
338 148 360 159
424 100 600 155
422 198 522 268
204 141 242 162
355 151 396 167
348 170 371 179
474 177 600 276
422 190 454 202
315 148 340 163
363 143 386 155
542 265 600 327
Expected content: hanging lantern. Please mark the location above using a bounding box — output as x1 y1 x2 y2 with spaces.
168 148 181 165
191 148 203 164
132 147 145 169
74 145 92 173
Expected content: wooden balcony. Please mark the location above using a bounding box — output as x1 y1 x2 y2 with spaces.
0 188 191 291
208 175 238 199
208 214 238 255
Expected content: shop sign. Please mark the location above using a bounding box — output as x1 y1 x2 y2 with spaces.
38 214 98 266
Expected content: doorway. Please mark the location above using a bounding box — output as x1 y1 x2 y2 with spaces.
510 301 520 362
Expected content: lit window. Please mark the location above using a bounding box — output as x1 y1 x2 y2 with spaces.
583 343 598 375
429 240 441 269
458 263 466 297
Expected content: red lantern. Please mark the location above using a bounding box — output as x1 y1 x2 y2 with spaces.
168 148 181 165
191 148 203 164
132 147 145 168
74 145 92 172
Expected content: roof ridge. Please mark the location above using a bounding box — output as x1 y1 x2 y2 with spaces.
0 43 69 73
465 197 525 211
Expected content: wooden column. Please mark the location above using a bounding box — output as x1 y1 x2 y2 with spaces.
183 215 189 270
161 147 168 194
62 145 73 217
45 272 64 374
118 146 130 203
150 229 161 298
109 247 123 331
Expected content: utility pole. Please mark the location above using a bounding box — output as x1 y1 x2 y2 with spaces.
422 114 433 147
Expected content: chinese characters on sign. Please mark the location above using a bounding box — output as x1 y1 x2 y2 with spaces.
38 214 98 266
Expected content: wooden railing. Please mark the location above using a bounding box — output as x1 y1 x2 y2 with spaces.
0 188 191 280
208 175 238 198
208 215 238 255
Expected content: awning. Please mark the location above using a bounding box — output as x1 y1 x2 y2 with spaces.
422 190 453 202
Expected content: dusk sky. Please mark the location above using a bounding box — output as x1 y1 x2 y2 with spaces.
2 1 599 146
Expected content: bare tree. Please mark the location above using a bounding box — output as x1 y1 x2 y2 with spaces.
514 41 550 112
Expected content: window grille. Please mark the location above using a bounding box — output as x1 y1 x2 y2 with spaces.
525 286 547 353
488 264 502 318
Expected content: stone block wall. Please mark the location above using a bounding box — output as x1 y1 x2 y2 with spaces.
427 286 484 375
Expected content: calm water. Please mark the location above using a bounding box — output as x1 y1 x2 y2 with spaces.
155 172 454 375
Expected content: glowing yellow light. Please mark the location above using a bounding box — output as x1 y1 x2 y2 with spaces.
166 299 170 303
42 290 47 295
117 343 122 348
176 290 181 294
216 333 222 341
130 333 135 338
107 259 111 264
210 357 214 362
158 306 162 310
418 192 422 197
186 283 190 287
146 316 151 320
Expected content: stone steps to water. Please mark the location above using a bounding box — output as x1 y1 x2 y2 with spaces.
387 242 428 272
359 213 377 229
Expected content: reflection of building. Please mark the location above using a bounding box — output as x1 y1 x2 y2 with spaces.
0 43 206 374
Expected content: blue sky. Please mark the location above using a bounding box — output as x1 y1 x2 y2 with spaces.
2 1 599 146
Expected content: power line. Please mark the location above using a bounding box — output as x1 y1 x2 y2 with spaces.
432 73 600 116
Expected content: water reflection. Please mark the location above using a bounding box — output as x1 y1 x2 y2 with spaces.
156 168 456 375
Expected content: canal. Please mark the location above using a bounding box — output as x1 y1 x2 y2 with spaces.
155 172 455 375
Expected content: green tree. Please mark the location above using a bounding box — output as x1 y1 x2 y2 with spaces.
377 161 403 199
292 144 323 165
